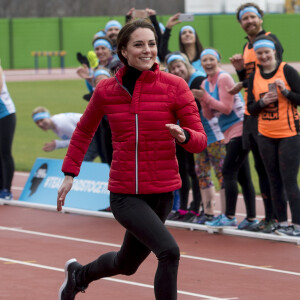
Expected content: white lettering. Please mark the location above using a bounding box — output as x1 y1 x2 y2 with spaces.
43 176 109 194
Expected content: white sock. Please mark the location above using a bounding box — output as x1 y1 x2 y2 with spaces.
279 221 289 226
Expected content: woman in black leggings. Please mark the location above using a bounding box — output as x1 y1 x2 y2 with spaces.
248 35 300 237
0 66 16 200
196 48 257 229
57 20 207 300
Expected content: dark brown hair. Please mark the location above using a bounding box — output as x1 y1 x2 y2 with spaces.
178 27 203 63
117 19 158 66
236 2 264 22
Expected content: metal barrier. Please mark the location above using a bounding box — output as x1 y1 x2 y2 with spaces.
31 51 67 74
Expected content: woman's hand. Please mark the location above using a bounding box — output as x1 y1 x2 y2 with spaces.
226 82 243 95
274 79 285 92
191 87 205 101
57 176 74 211
229 54 244 71
42 140 56 152
145 8 156 16
165 124 186 143
166 13 181 29
126 7 135 17
262 92 278 106
76 66 92 80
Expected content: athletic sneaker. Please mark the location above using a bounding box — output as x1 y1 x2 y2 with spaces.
205 214 237 227
247 218 267 232
193 212 214 224
262 219 279 234
238 218 259 230
275 225 300 237
182 211 198 223
58 258 87 300
0 189 13 200
167 210 186 221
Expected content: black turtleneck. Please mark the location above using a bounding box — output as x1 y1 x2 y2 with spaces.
122 66 142 95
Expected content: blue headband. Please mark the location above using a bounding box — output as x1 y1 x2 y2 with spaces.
32 112 51 122
166 54 186 65
239 6 262 21
180 25 195 35
93 39 112 51
253 39 275 51
200 49 220 62
93 69 111 78
95 30 106 38
159 22 165 33
105 20 122 32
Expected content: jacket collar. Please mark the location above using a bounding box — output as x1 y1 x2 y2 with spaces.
115 63 159 85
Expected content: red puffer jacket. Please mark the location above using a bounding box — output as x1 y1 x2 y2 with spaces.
62 63 207 194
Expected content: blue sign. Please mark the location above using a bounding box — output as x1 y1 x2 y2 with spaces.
19 158 110 211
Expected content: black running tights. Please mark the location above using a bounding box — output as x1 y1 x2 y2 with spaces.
77 192 179 300
176 144 201 212
223 137 256 219
0 113 16 191
258 135 300 224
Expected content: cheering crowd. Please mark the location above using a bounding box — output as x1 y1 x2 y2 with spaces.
1 2 299 300
71 3 300 238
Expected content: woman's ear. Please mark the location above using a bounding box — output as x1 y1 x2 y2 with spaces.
121 48 127 59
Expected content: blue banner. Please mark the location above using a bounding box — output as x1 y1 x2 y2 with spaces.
19 158 110 211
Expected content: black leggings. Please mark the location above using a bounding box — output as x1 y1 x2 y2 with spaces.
0 113 16 191
258 135 300 224
223 137 256 219
77 192 179 300
176 144 201 212
248 133 275 220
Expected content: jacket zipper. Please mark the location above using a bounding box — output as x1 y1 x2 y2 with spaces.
115 77 139 194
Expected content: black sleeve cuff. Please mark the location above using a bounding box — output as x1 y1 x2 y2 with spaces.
64 172 76 177
281 89 290 97
179 129 190 144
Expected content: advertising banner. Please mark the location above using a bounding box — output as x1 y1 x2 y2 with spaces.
19 158 110 211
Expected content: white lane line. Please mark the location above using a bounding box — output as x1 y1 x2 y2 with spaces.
0 226 120 248
181 255 300 277
1 226 299 277
11 186 23 191
0 257 237 300
14 171 29 177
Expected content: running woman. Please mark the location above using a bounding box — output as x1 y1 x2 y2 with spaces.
57 19 207 300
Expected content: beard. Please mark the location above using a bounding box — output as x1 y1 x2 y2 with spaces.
108 34 118 44
245 24 260 36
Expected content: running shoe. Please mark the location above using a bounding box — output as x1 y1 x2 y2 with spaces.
262 219 279 234
167 210 186 221
205 214 237 227
182 211 198 223
275 225 300 237
193 212 214 224
238 218 259 230
58 258 87 300
0 189 13 200
247 218 267 232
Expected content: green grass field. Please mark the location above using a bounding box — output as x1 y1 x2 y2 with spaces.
6 79 300 194
7 80 90 171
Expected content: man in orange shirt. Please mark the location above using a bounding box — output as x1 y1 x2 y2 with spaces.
228 2 284 233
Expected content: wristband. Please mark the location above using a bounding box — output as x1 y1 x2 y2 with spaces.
281 89 290 97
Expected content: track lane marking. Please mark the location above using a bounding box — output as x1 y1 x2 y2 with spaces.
0 257 237 300
1 226 299 277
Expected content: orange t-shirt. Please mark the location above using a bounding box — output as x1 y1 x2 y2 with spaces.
243 32 271 115
252 62 300 138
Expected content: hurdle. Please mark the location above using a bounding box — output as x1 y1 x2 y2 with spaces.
31 51 67 74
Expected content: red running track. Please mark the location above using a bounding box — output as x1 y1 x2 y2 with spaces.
0 172 299 299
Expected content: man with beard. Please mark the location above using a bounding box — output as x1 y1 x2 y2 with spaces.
228 3 284 233
104 20 122 53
